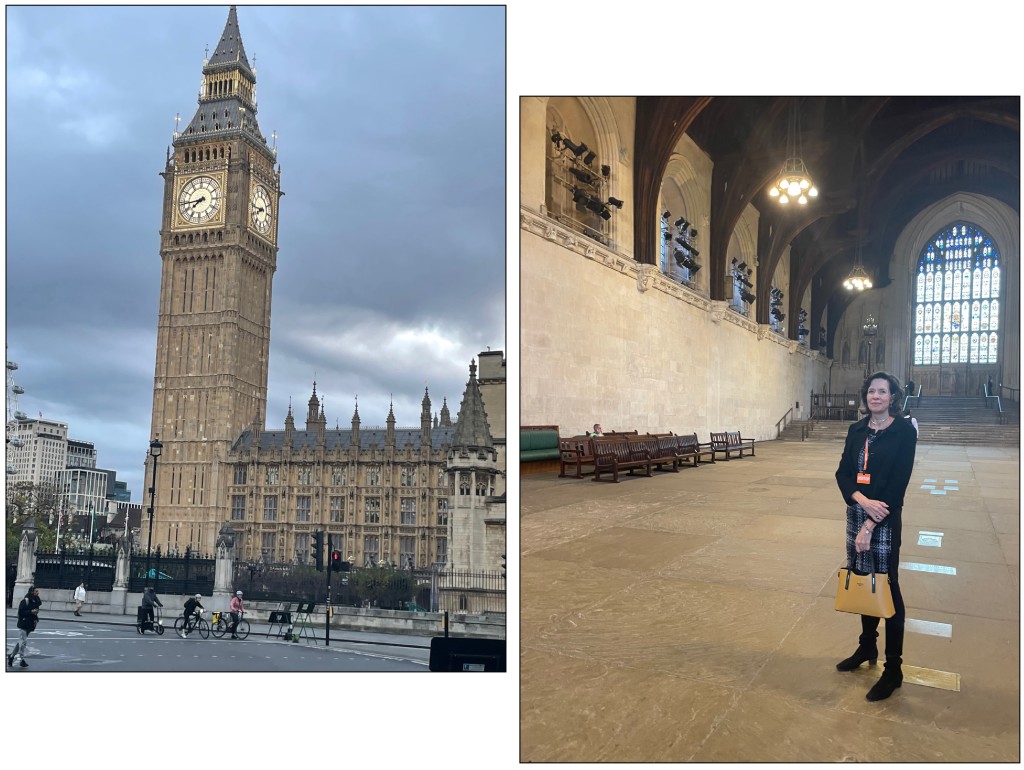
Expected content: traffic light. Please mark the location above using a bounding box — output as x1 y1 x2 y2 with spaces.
312 530 324 572
330 549 342 572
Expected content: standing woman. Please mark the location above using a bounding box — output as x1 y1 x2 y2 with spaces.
835 371 917 701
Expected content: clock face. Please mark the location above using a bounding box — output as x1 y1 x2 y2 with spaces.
250 184 273 234
177 175 222 225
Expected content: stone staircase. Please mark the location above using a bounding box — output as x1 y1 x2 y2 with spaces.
778 396 1019 446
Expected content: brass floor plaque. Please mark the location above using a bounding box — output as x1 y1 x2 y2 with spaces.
903 664 961 691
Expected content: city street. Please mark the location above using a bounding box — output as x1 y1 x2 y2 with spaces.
5 611 430 672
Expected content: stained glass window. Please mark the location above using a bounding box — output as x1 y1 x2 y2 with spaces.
912 223 1000 366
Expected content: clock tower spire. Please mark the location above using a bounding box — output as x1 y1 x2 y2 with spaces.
147 6 282 557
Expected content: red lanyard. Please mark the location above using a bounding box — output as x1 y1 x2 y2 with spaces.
862 437 870 472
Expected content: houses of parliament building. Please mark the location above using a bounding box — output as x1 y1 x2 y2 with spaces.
145 7 505 571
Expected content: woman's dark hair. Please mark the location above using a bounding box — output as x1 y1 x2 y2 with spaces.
861 371 904 416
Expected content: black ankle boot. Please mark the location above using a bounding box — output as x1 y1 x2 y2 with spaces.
836 646 878 671
866 658 903 701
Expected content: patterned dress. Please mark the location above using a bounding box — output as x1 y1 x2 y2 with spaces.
845 430 894 574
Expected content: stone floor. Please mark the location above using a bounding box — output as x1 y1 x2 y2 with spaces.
520 439 1020 762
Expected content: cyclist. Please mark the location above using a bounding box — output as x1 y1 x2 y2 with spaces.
181 593 205 636
229 590 245 639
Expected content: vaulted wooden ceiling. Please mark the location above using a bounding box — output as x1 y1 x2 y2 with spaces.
634 96 1020 352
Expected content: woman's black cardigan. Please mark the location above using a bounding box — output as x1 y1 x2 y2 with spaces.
835 414 917 510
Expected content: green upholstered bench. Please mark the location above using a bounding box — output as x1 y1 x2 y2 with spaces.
521 426 561 473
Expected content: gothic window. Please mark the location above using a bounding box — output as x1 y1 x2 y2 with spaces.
329 496 345 523
366 465 381 486
400 498 416 525
260 533 276 560
231 495 245 521
365 497 381 524
331 466 346 486
263 495 277 522
296 495 311 522
294 533 309 565
297 467 311 485
437 498 448 526
399 537 416 569
436 537 448 565
364 535 380 566
913 223 1000 366
459 473 471 496
233 465 247 485
401 466 416 486
476 478 489 496
858 342 866 366
265 465 279 485
841 340 850 366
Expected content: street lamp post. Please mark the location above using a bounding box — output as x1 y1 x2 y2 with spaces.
145 438 163 588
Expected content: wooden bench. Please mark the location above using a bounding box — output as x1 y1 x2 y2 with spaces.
592 437 653 483
559 436 597 478
709 431 756 460
669 433 716 467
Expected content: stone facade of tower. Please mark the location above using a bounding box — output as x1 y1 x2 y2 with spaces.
446 359 505 575
146 7 280 555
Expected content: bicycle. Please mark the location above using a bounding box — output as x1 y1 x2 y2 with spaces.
174 609 210 639
211 610 250 640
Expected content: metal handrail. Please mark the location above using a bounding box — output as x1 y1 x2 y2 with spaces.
774 407 795 439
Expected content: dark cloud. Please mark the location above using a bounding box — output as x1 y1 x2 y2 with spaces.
5 6 506 500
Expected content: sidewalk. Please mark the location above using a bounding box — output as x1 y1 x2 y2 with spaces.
5 606 436 655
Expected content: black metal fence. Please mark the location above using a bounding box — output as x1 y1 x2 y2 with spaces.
435 569 506 615
33 546 117 592
232 561 504 613
126 548 215 595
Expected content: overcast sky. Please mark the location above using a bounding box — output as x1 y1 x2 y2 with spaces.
5 5 505 501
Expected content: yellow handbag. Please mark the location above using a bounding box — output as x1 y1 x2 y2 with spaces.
834 553 895 618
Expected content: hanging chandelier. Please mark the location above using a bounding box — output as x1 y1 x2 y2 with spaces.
769 99 818 205
843 265 873 291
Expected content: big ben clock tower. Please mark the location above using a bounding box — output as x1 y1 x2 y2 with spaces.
147 6 281 556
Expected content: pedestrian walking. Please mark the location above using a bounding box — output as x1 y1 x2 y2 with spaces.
74 581 87 616
7 586 42 669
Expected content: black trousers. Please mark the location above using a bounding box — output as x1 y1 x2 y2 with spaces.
859 529 905 661
229 612 240 635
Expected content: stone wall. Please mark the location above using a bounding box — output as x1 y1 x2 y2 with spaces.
521 213 830 440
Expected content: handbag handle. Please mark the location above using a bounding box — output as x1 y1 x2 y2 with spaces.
843 551 878 594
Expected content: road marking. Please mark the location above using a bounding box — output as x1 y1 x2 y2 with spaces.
906 619 952 638
931 490 947 495
917 531 944 547
904 665 960 691
903 562 957 575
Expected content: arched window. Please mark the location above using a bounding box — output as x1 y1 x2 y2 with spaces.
841 340 850 366
912 223 1000 365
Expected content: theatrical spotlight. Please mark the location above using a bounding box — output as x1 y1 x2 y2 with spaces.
572 187 588 210
569 167 596 185
740 289 757 304
689 228 698 238
551 130 563 146
562 138 588 157
583 150 597 166
674 217 687 229
737 261 748 271
607 197 624 209
601 165 611 177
